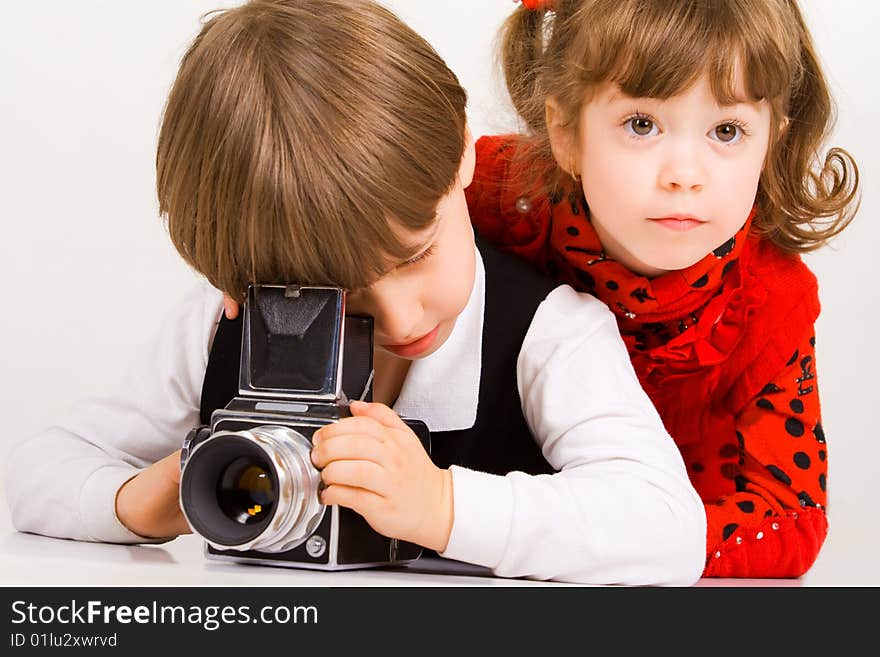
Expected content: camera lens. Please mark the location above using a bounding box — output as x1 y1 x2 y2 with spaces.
217 458 276 525
180 426 325 552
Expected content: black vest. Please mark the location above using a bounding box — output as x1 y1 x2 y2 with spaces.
199 236 558 478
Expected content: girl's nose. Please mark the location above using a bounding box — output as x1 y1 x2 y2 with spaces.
658 142 706 192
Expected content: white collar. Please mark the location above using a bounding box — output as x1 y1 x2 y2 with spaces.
392 242 484 432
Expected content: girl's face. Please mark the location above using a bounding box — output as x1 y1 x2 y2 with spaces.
561 74 772 277
344 131 477 361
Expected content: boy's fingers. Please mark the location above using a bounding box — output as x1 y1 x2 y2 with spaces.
349 400 407 429
320 460 389 497
222 295 240 320
320 484 383 520
311 434 386 468
314 416 383 443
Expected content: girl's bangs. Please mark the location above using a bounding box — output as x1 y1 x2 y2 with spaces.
582 0 797 106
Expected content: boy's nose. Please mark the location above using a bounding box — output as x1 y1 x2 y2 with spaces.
362 284 422 346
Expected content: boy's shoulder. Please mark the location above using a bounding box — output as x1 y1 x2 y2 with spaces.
475 233 614 336
149 278 226 355
476 232 559 300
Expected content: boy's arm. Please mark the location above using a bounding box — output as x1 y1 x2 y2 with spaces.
438 285 706 586
4 282 222 543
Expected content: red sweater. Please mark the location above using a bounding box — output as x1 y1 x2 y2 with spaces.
467 134 828 577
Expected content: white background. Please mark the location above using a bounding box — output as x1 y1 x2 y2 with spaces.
0 1 876 582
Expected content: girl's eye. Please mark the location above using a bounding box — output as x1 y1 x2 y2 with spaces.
624 115 659 138
711 123 746 144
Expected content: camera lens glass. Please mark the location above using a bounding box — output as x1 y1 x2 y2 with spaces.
217 457 276 525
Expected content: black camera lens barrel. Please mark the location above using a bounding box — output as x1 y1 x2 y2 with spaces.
180 426 325 552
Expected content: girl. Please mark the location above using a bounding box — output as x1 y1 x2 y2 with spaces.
466 0 859 577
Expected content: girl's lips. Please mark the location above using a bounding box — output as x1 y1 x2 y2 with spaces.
381 325 440 358
648 215 706 232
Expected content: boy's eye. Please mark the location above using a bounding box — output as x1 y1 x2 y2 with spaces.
624 115 659 138
710 123 746 144
402 245 435 267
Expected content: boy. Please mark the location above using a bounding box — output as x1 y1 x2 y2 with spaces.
5 0 705 585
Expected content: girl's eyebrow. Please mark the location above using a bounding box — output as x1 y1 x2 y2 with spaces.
715 98 765 114
605 88 638 103
605 88 762 113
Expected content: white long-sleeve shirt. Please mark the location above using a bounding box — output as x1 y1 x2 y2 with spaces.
5 244 706 586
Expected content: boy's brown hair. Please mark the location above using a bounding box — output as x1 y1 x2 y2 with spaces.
157 0 467 300
501 0 859 253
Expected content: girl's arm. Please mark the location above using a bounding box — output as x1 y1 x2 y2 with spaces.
439 286 707 586
703 329 828 577
466 134 554 268
4 282 223 543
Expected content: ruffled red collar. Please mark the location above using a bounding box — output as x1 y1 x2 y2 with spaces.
547 195 756 352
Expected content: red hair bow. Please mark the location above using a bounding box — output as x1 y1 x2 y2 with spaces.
520 0 556 11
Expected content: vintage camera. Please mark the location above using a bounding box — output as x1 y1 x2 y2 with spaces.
179 284 430 570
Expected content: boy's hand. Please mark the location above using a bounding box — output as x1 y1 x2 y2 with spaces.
310 400 453 552
222 295 240 320
115 450 192 540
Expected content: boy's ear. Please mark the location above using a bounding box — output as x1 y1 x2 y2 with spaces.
459 124 476 189
545 97 578 178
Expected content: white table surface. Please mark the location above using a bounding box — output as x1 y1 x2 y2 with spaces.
1 492 870 588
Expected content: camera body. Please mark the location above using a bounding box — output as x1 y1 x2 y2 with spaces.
179 284 429 570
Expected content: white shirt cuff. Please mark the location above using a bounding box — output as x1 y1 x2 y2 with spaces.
79 465 169 544
438 465 513 569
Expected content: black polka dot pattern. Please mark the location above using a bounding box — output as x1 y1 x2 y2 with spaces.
719 444 739 458
574 268 595 289
756 398 775 411
793 452 811 469
789 399 804 414
785 417 805 437
605 280 619 290
691 273 709 288
798 491 816 507
691 462 705 473
722 260 737 277
813 423 826 444
713 237 736 258
760 383 782 395
736 501 755 513
819 473 826 491
767 465 792 485
567 226 579 236
723 523 738 540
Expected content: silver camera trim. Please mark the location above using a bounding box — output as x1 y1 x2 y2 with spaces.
203 506 413 570
180 425 326 553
